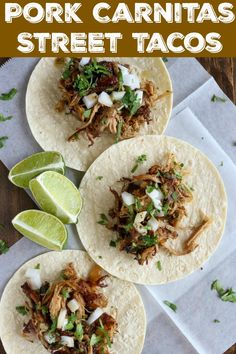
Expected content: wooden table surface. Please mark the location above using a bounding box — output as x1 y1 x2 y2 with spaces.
0 58 235 354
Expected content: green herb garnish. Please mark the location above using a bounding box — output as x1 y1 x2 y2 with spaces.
61 288 70 299
98 214 108 225
74 74 92 97
16 306 29 316
146 185 155 194
0 114 12 122
109 240 117 247
162 203 169 216
172 191 178 201
50 318 57 332
0 136 8 148
115 120 123 143
0 239 9 254
123 223 133 232
211 280 236 302
131 154 147 173
96 176 103 181
213 319 220 323
90 333 101 346
163 300 177 312
0 88 17 101
62 59 73 79
122 88 141 116
75 323 84 341
83 109 91 119
156 261 162 271
34 263 40 269
41 305 48 316
211 94 227 103
98 319 112 347
147 202 154 214
118 70 123 91
134 197 142 211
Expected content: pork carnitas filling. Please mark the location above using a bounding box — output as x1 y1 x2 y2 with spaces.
55 58 170 145
17 263 117 353
101 154 211 265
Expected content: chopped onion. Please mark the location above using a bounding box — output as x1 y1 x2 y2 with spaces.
80 58 90 66
67 299 80 313
118 64 129 76
147 217 159 231
61 336 74 348
136 90 143 105
44 332 57 344
98 91 113 107
111 91 126 101
121 191 135 206
146 188 164 209
83 93 98 109
86 308 104 325
57 308 67 329
123 73 140 90
25 268 42 290
133 211 147 235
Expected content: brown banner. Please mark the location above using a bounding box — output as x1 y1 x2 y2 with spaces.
0 0 235 56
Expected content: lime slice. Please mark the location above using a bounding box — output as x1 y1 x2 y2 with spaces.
8 151 65 188
12 210 67 250
29 171 82 224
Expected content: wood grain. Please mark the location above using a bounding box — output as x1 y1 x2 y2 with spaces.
0 58 235 354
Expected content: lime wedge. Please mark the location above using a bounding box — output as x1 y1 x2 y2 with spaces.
8 151 65 188
12 210 67 250
29 171 82 224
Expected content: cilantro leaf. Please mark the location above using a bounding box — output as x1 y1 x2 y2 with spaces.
96 176 103 181
0 114 12 122
34 263 40 269
74 74 92 97
163 300 177 312
98 214 108 225
0 136 8 148
156 260 162 271
98 319 111 347
16 306 29 316
41 305 48 316
122 88 141 116
211 94 227 103
50 318 57 332
131 154 147 173
0 88 17 101
211 280 236 303
75 323 84 341
115 120 123 143
0 239 9 254
61 288 70 299
62 59 74 79
90 333 101 346
83 109 91 119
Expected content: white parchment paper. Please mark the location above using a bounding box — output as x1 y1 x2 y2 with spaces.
0 58 236 354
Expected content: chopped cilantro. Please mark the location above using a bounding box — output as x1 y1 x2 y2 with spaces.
0 136 8 148
163 300 177 312
0 88 17 101
118 70 123 91
75 323 84 341
156 260 162 271
123 223 133 232
90 333 101 346
146 185 155 194
16 306 29 316
134 197 142 211
174 171 182 180
213 319 220 323
83 109 91 119
0 239 9 254
41 305 48 316
34 263 40 269
96 176 103 181
98 255 103 259
122 88 141 116
115 120 123 143
50 318 57 332
172 191 178 201
162 203 169 216
147 202 154 214
74 74 92 97
61 288 70 299
98 319 111 347
0 114 12 122
211 280 236 303
84 59 110 77
131 154 147 173
98 214 108 225
141 234 158 247
211 94 227 103
109 240 117 247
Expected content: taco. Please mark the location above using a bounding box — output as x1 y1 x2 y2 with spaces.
26 58 172 171
0 250 146 353
76 136 227 284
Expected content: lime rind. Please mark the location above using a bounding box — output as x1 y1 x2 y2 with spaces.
8 151 65 188
29 171 82 224
12 210 67 251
